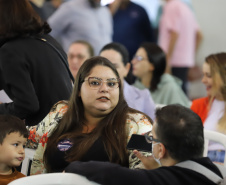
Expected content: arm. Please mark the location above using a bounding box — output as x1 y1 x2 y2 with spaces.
126 113 152 169
167 30 178 61
26 101 66 148
165 30 178 73
133 150 160 170
195 30 203 52
29 101 68 175
0 46 39 119
48 3 71 39
65 161 151 185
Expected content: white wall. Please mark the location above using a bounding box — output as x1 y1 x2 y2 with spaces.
192 0 226 62
188 0 226 99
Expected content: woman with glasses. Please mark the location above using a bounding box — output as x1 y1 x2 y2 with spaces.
132 42 190 107
27 56 152 174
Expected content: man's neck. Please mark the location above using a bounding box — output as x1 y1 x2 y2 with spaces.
161 157 178 167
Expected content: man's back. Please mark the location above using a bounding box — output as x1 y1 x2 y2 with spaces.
113 2 155 59
48 0 112 55
65 158 224 185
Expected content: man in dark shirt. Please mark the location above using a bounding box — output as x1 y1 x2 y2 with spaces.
65 104 225 185
109 0 156 61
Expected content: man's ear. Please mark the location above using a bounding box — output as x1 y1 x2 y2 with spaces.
149 63 155 72
124 63 131 77
158 143 166 159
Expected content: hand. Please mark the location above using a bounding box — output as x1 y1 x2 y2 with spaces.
0 101 2 104
133 150 160 170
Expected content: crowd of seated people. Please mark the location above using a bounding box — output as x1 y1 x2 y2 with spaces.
0 0 226 184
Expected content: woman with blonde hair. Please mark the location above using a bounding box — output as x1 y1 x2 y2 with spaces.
191 52 226 163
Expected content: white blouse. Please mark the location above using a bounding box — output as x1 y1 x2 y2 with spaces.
204 99 225 150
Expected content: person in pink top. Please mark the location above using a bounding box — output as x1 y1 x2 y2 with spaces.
158 0 202 94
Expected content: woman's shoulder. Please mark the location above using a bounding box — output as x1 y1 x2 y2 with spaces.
133 80 146 90
50 100 69 115
192 97 209 105
191 97 209 124
161 73 181 85
32 101 68 136
126 112 152 135
127 112 149 121
191 97 209 111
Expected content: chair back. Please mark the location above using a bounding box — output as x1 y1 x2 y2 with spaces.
8 173 101 185
21 148 36 176
203 130 226 167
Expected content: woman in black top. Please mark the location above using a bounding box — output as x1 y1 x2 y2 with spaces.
0 0 73 126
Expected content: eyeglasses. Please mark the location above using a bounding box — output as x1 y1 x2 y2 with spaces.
133 55 148 62
84 77 120 90
68 54 86 61
145 134 161 144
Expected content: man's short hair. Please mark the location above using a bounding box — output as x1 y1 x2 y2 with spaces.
155 104 204 161
100 42 129 66
0 115 28 144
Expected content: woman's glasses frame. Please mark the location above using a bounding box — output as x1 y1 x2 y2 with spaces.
84 77 120 90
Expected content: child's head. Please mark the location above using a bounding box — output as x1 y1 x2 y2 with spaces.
0 115 28 170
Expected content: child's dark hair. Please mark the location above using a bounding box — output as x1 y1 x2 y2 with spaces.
0 115 28 144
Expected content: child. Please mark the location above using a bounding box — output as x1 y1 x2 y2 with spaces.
0 115 28 185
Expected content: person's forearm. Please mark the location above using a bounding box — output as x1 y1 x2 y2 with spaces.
165 30 178 74
195 30 203 52
65 161 148 185
167 30 178 61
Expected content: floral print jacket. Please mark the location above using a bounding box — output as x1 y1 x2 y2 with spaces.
27 101 152 175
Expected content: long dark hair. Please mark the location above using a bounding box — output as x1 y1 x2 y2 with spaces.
0 0 51 39
44 56 141 172
140 43 166 91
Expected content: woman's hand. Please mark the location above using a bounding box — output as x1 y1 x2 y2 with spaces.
133 150 160 170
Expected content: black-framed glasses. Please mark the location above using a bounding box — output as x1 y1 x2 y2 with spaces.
133 55 148 62
84 77 120 90
145 135 161 144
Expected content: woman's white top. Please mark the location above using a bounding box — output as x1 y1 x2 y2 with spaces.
204 99 225 151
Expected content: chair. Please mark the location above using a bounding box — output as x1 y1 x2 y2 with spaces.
21 148 36 176
203 130 226 167
8 173 101 185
